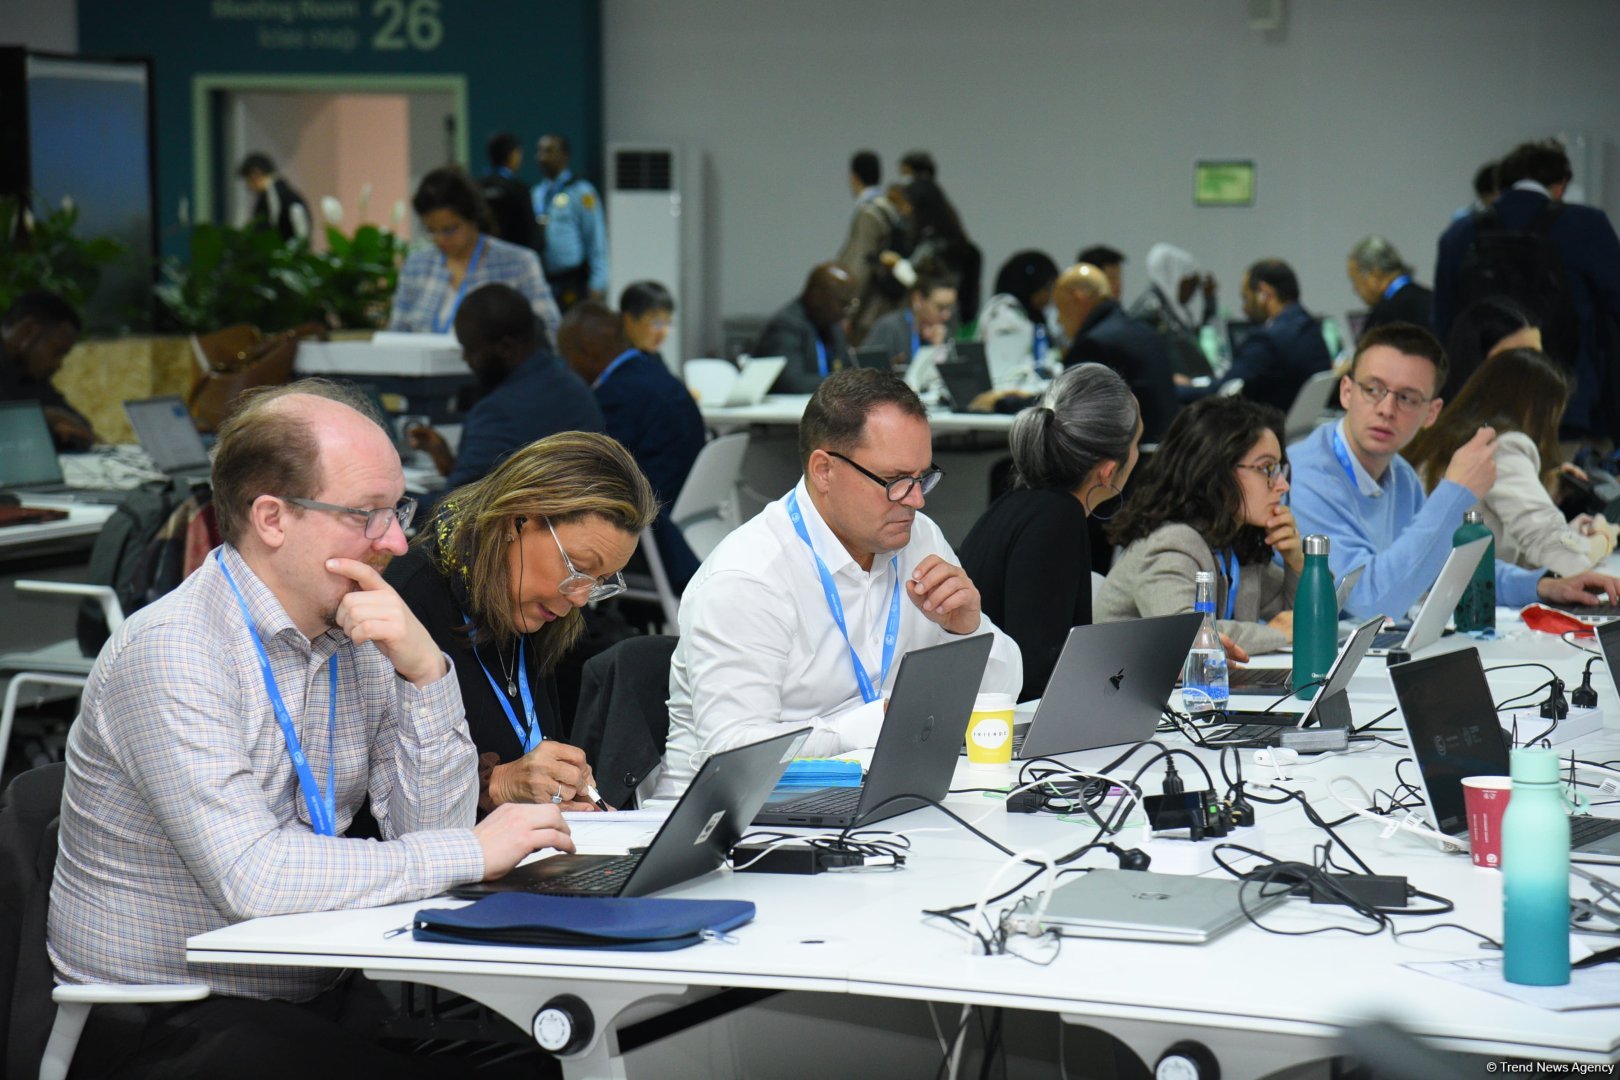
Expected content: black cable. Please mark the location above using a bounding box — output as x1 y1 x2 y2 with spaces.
1484 661 1563 681
1352 706 1397 734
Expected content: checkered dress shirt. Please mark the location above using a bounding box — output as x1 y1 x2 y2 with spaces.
48 545 485 1001
386 234 561 338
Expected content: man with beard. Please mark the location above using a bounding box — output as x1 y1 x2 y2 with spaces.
407 283 604 489
48 379 573 1075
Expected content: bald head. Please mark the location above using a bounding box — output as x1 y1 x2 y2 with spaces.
1053 263 1112 338
802 262 855 329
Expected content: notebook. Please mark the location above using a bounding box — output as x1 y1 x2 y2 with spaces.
123 395 211 476
753 634 994 828
1366 535 1491 655
0 401 127 504
451 726 810 898
1041 869 1287 944
1017 614 1202 759
1389 648 1620 865
1205 616 1383 744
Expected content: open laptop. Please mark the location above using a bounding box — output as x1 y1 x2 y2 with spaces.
1204 616 1383 745
1017 614 1201 759
123 395 211 478
753 633 994 828
1041 868 1287 944
452 726 810 898
1389 647 1620 865
723 356 788 406
1230 565 1365 676
936 360 994 412
1366 534 1491 655
853 347 894 372
0 401 127 504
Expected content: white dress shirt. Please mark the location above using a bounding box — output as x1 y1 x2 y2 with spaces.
656 478 1023 800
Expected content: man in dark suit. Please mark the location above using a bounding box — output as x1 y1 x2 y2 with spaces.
755 263 856 393
1348 236 1433 334
1434 138 1620 438
1054 262 1179 440
560 301 706 588
479 132 537 249
1185 258 1331 415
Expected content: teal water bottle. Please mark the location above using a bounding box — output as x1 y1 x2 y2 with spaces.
1292 534 1336 701
1453 510 1496 634
1501 747 1571 986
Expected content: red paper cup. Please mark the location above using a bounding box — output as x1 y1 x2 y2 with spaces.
1461 776 1513 868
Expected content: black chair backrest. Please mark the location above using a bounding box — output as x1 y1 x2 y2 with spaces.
0 762 67 1078
572 635 678 809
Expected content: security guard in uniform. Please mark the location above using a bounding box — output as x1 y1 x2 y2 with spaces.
532 133 609 312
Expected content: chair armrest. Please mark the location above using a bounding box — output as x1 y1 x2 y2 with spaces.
15 581 125 633
52 983 210 1005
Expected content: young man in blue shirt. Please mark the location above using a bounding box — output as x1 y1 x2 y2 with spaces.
1289 322 1620 620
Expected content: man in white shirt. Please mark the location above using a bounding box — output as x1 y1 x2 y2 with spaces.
657 369 1022 799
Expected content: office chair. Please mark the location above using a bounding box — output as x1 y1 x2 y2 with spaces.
571 635 679 808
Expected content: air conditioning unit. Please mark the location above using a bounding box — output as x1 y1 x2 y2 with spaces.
608 145 698 372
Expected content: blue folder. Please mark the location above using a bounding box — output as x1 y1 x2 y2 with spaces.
411 893 756 952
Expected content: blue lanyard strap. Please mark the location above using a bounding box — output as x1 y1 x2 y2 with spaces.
1382 274 1411 301
1219 549 1239 622
595 347 639 389
216 550 338 836
1330 427 1361 490
462 616 542 754
905 310 920 359
1032 323 1048 362
815 338 829 378
786 490 901 704
431 235 486 334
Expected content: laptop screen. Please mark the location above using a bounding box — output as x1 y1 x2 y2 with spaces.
124 396 210 472
0 401 66 487
1389 649 1510 835
1597 621 1620 693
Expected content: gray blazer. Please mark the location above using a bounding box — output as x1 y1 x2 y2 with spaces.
1095 522 1298 655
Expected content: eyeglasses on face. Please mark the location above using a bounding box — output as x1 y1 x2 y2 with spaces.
1352 377 1430 413
285 496 417 539
1235 460 1290 488
826 450 944 503
547 519 626 602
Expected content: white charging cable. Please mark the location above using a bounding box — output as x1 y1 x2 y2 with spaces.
967 846 1055 953
1324 775 1465 852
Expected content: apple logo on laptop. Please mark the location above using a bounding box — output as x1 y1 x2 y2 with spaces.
1107 667 1126 693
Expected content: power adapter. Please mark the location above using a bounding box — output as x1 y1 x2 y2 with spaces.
1295 873 1409 909
1541 678 1569 721
1572 670 1600 709
1006 790 1044 814
730 843 865 875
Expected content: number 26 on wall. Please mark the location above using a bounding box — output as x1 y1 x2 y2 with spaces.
372 0 444 51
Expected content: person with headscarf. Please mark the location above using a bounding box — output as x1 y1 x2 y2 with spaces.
973 250 1060 389
1130 242 1218 376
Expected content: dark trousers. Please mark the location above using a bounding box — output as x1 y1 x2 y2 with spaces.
545 265 591 314
67 974 556 1080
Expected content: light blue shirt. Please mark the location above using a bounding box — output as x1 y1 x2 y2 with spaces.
531 169 610 292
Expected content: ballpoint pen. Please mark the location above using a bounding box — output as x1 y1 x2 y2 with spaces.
586 784 612 812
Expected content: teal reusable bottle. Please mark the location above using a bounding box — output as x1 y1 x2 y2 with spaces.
1291 534 1336 701
1501 747 1571 986
1453 510 1496 634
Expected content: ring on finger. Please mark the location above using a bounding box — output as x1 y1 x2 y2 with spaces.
551 784 564 805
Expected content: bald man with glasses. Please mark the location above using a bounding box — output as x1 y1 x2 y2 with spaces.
1288 323 1620 620
656 369 1022 801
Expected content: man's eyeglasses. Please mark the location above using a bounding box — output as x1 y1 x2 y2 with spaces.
286 496 417 539
827 451 944 503
1235 460 1290 488
1352 377 1431 413
549 519 626 602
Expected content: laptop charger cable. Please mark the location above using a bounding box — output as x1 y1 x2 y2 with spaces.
1572 667 1600 709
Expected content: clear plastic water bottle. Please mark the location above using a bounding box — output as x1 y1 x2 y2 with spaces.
1183 570 1229 716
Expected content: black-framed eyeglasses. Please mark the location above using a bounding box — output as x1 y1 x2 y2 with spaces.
1235 460 1290 488
548 519 627 602
285 496 417 539
827 451 944 502
1352 377 1430 413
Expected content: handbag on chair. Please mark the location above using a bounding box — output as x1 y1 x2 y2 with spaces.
186 322 326 433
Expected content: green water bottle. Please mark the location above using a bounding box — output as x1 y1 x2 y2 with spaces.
1292 534 1336 701
1453 510 1495 634
1502 748 1570 985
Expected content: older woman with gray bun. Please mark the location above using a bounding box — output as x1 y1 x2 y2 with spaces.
959 364 1143 700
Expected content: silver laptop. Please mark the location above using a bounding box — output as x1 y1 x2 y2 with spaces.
0 401 126 504
1366 534 1491 655
123 395 211 476
1042 869 1287 944
1389 647 1620 865
1017 614 1202 759
724 356 788 406
1206 616 1383 743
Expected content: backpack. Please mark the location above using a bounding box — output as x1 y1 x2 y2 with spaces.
1454 203 1580 366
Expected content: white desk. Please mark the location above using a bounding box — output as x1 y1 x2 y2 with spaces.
0 498 114 556
700 395 1016 437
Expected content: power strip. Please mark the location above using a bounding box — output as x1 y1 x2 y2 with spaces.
1500 706 1602 747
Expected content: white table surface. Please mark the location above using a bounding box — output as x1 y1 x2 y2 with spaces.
701 394 1016 436
0 497 115 554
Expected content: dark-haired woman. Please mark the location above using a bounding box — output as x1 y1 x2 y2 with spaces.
960 364 1142 700
1097 395 1302 655
388 165 561 338
1438 296 1542 403
974 250 1060 389
385 431 657 812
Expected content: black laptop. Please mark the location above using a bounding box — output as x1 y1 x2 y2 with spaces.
753 634 994 828
1204 616 1383 746
452 726 810 898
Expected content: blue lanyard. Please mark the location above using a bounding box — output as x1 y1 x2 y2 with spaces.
815 338 829 378
785 490 901 704
595 347 639 389
1382 274 1411 301
1219 549 1239 622
905 310 920 359
463 616 541 754
496 166 515 179
1330 427 1362 490
216 551 338 837
1032 323 1048 362
431 235 486 334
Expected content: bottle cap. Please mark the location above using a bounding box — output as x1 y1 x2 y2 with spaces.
1464 509 1484 525
1194 570 1213 583
1303 534 1331 556
1510 747 1561 784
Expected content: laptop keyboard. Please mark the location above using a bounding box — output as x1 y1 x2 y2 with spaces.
529 853 641 895
1205 723 1285 744
1571 816 1620 847
768 788 862 816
